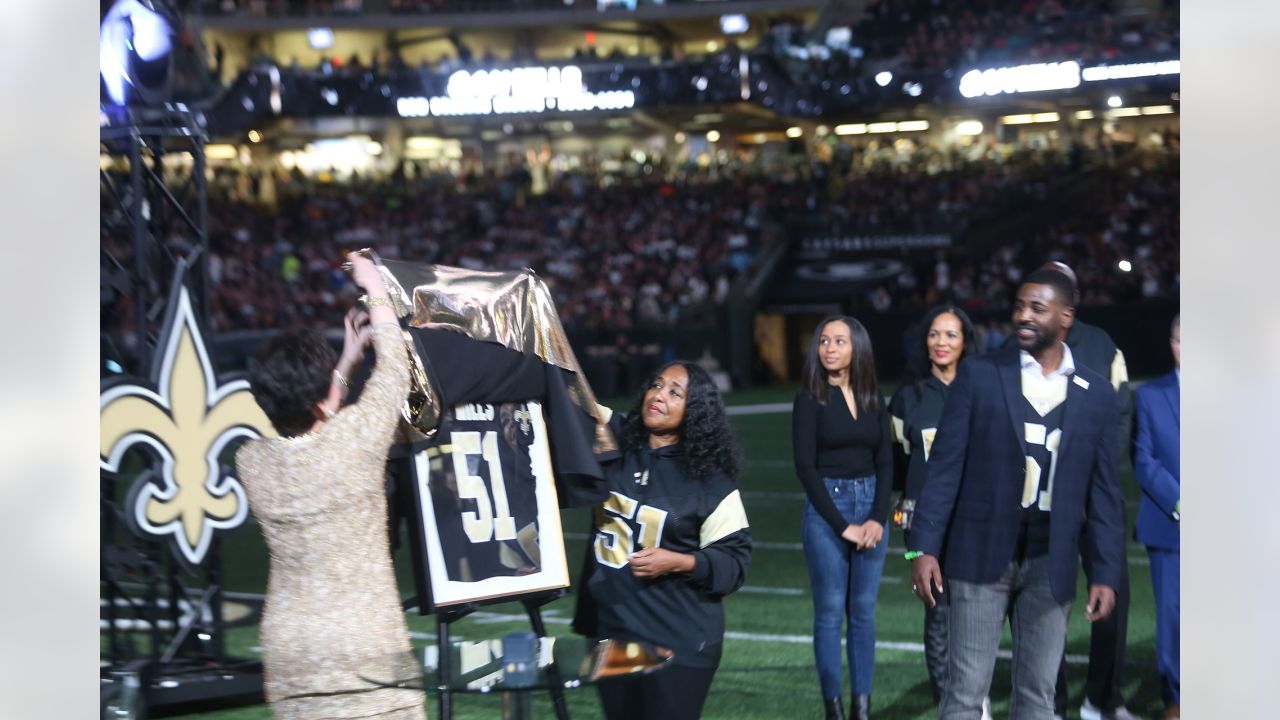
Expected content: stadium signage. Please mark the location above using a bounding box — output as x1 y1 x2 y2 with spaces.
1080 60 1180 82
959 58 1180 97
802 234 952 254
397 65 636 117
959 61 1082 98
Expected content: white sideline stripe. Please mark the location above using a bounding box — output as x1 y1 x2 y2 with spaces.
724 631 1089 664
726 402 792 416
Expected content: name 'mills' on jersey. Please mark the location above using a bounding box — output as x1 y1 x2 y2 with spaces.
419 401 542 583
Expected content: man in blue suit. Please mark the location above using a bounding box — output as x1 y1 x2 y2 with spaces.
1133 314 1180 719
908 268 1127 720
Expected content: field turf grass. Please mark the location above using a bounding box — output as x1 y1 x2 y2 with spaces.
157 385 1166 720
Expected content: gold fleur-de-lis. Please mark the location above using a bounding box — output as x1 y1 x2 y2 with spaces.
101 286 276 565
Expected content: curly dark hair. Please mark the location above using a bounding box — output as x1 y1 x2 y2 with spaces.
247 328 337 437
906 304 978 384
620 361 741 483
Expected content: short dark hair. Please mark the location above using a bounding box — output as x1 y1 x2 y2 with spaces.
1020 268 1076 308
801 315 882 413
248 329 337 437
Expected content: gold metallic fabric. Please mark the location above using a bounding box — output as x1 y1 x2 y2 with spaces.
376 257 617 455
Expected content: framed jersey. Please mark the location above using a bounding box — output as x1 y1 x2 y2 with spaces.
407 399 570 609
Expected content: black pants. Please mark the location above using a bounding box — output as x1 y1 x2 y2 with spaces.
597 663 718 720
1055 559 1130 713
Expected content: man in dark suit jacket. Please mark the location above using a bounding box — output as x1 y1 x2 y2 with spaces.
908 269 1127 720
1038 262 1137 720
1132 314 1180 720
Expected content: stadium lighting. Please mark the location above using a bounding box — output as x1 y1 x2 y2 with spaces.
834 124 867 135
958 61 1080 98
875 71 893 87
674 131 687 143
719 14 749 35
307 28 334 49
1107 107 1142 117
1074 110 1096 120
896 120 929 132
100 0 175 105
706 130 721 143
867 122 897 134
903 82 923 97
706 41 719 53
815 125 830 136
955 120 984 136
1142 105 1176 115
1032 112 1060 123
1118 260 1133 273
1107 95 1123 108
1000 114 1034 125
205 144 238 160
247 130 263 143
786 127 803 138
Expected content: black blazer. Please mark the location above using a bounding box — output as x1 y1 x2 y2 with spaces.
906 346 1126 603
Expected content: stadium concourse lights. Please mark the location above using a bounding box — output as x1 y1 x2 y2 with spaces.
786 127 803 138
706 130 721 142
834 121 929 135
999 112 1060 125
954 120 984 136
1118 259 1133 273
1076 105 1174 121
875 71 893 87
247 130 263 143
1107 95 1123 108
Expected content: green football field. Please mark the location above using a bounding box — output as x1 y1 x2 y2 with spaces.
160 385 1166 720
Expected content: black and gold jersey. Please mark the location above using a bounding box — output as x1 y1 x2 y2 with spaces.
574 415 751 669
417 401 544 583
889 375 951 505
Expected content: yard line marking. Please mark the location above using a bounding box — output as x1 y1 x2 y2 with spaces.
726 403 793 416
741 491 807 501
754 540 804 550
724 632 1089 664
740 586 805 596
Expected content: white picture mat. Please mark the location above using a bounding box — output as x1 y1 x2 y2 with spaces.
412 401 569 607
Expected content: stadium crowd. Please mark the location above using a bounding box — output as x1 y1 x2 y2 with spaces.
101 138 1178 348
851 0 1178 72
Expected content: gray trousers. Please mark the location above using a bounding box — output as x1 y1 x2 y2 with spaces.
939 555 1071 720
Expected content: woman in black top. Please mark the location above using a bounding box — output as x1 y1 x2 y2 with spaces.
792 316 893 720
574 361 751 720
888 304 978 710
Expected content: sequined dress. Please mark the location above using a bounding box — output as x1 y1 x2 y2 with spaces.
236 323 426 720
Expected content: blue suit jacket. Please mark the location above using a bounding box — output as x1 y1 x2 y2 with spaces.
1133 372 1180 550
906 346 1127 604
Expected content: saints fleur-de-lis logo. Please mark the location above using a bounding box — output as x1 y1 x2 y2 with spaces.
101 284 276 565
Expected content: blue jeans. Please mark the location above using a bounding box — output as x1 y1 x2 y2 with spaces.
802 475 889 699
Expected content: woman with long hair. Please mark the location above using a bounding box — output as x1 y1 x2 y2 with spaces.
237 253 427 720
574 360 752 720
792 316 894 720
888 304 980 714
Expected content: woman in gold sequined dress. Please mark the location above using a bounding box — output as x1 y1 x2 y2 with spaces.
236 253 426 720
